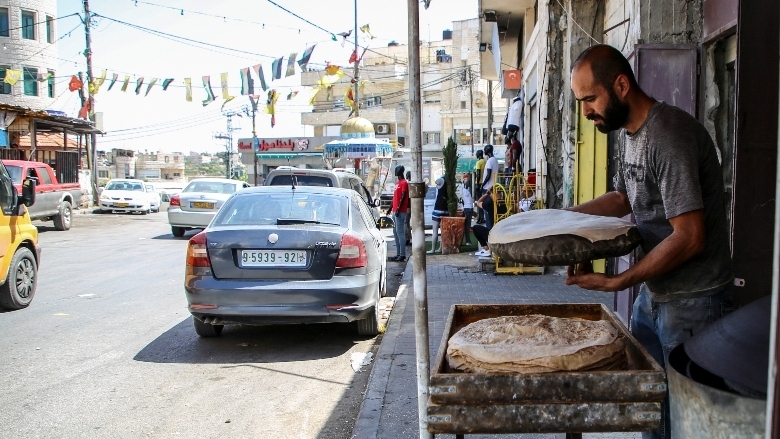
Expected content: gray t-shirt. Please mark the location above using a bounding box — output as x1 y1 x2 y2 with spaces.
615 101 733 302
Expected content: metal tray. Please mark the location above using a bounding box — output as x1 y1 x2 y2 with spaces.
427 303 666 434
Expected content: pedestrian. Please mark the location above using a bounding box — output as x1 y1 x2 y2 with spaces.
387 165 409 262
427 177 447 254
460 173 474 246
404 170 412 246
472 192 506 257
474 150 486 224
566 44 733 439
479 144 499 229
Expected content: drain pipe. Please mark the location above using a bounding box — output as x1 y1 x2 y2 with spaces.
406 0 431 438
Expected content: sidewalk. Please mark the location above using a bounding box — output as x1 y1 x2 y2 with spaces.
353 252 641 439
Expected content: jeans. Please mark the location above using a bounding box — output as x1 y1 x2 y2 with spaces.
393 212 407 258
463 208 473 244
630 285 733 439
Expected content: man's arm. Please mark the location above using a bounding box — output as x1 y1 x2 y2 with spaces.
566 209 706 291
568 191 632 218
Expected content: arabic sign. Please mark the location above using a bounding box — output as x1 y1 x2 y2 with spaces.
238 136 339 153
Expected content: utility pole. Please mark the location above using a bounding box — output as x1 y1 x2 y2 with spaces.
468 67 475 156
214 111 240 179
353 0 359 117
243 97 260 186
487 79 493 144
82 0 98 205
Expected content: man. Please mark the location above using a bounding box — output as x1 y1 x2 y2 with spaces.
387 165 409 262
474 150 486 224
567 44 733 439
479 144 499 229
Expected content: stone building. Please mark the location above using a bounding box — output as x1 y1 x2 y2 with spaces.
135 150 185 182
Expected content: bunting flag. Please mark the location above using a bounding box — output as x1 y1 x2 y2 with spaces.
337 30 352 47
121 75 130 92
201 76 215 106
252 64 268 91
359 24 375 39
135 77 145 95
184 78 192 102
107 73 119 91
325 64 342 76
89 70 107 94
162 78 174 90
144 78 158 96
36 72 52 82
220 72 235 109
4 69 21 86
265 89 279 127
68 75 83 91
349 50 358 64
271 57 284 80
239 67 254 95
286 90 298 100
297 44 316 71
78 99 91 119
317 66 346 88
285 52 297 77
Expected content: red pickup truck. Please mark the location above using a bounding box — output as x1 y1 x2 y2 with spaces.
4 160 82 231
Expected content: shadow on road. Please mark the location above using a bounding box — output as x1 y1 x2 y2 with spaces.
152 230 202 240
134 317 369 364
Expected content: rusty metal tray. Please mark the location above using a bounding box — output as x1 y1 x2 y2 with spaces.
427 304 666 434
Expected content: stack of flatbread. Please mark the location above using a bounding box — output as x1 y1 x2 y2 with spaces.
447 315 626 374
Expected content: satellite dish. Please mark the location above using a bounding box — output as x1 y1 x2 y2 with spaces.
474 99 484 108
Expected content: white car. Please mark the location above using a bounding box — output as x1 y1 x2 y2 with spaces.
145 184 161 213
168 178 250 237
99 179 152 214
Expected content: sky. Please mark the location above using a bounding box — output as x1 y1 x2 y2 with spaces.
51 0 478 154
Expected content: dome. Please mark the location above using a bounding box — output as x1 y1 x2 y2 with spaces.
340 117 375 139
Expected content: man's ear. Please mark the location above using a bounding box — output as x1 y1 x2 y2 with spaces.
614 74 631 99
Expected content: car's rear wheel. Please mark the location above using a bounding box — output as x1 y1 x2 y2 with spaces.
193 318 223 337
357 282 381 336
0 247 37 310
171 226 185 237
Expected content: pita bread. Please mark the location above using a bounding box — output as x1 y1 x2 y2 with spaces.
447 315 626 374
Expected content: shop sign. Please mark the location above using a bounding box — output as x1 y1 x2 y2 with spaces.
237 138 311 152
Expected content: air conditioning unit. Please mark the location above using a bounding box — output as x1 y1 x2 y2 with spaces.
375 124 391 134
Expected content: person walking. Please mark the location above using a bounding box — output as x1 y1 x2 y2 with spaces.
460 173 474 246
566 44 733 439
387 165 409 262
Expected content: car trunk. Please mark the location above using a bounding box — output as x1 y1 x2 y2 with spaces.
206 225 345 280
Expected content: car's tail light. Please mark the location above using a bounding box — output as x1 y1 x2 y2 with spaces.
186 231 211 269
336 233 367 268
170 194 181 206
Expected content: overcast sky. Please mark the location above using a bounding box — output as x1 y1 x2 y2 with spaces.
51 0 477 154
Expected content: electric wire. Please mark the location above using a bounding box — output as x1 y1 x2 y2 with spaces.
0 12 81 35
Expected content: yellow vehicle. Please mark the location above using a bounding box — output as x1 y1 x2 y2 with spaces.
0 159 39 310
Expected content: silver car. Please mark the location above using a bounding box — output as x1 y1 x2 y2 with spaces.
184 186 387 337
168 178 250 237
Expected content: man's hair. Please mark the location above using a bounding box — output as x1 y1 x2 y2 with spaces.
573 44 638 90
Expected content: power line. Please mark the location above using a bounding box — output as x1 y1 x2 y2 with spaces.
1 12 81 34
265 0 336 40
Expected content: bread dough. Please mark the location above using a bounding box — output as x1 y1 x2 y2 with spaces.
489 210 636 244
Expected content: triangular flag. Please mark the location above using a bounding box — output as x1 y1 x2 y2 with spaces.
240 67 254 96
325 64 342 75
162 78 174 90
349 50 358 64
220 72 235 110
252 64 268 91
107 73 119 91
286 90 299 100
318 67 346 87
68 75 82 91
135 77 145 95
184 78 192 102
202 76 215 106
297 45 316 71
286 52 297 77
337 30 352 47
345 87 356 112
4 69 21 86
144 78 158 96
120 76 130 92
78 99 91 119
89 70 107 94
359 24 375 39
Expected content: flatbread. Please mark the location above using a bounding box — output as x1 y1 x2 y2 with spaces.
447 315 626 374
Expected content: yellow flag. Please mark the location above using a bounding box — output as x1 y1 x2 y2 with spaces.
220 72 235 110
4 69 21 85
89 70 107 94
184 78 192 102
307 87 321 105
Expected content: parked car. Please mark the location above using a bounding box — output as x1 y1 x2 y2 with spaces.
99 179 153 214
4 160 82 231
184 186 387 337
0 159 40 310
266 168 380 221
168 178 250 237
145 184 161 213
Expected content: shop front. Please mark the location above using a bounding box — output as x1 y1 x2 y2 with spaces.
238 136 338 185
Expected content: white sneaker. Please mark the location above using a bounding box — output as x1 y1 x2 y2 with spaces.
474 249 491 257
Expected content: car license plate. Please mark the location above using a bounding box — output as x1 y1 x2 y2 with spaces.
115 203 128 207
191 202 215 209
240 250 307 267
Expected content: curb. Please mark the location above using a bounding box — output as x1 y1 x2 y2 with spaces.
351 258 413 439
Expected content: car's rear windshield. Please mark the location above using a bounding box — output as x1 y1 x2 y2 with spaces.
5 165 21 184
106 181 144 191
183 181 237 194
268 175 333 187
213 192 347 227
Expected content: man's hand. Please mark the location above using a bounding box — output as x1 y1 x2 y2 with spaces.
566 261 625 292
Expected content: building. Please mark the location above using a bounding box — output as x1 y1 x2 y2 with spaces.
96 149 136 180
135 150 185 182
187 151 215 165
0 0 58 111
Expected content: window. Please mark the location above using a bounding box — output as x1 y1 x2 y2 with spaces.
0 161 14 215
164 156 170 163
173 172 180 177
35 168 52 185
47 71 54 98
45 16 53 43
0 66 11 94
454 129 472 146
424 132 440 145
460 101 467 109
21 11 35 40
0 9 9 37
98 170 109 178
23 67 37 96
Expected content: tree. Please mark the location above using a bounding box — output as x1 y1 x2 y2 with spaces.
442 136 459 217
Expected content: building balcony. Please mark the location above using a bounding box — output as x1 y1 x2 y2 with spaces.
301 106 409 127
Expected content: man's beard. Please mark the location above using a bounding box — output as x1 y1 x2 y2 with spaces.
588 89 629 133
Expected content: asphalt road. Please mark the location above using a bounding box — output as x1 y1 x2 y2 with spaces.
0 210 405 439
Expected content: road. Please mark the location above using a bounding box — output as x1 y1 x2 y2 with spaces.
0 211 405 439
